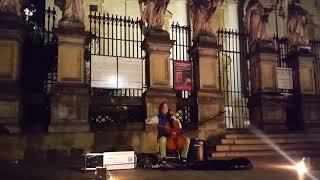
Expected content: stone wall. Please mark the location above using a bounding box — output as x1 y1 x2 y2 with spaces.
0 127 225 161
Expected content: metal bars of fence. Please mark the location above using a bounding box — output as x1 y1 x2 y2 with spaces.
170 22 192 98
89 11 144 58
24 7 58 95
273 36 289 67
88 12 146 97
273 36 293 94
311 40 320 94
169 22 197 129
217 29 250 129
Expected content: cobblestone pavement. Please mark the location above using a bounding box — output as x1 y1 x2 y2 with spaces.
0 157 319 180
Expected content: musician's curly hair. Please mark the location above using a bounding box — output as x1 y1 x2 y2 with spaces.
158 101 168 116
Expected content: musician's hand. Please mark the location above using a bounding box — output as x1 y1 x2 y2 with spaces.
145 119 153 124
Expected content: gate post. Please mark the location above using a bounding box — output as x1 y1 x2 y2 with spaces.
248 42 288 130
0 12 25 133
286 48 320 132
48 19 89 132
142 30 176 118
189 35 225 131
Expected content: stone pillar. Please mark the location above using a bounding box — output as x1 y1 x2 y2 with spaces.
0 13 25 133
248 43 288 131
286 49 320 132
189 35 225 131
142 30 176 118
224 0 239 30
49 27 90 132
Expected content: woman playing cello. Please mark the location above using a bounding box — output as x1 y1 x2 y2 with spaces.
145 101 190 165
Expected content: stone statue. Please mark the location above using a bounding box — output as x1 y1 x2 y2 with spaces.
55 0 84 26
244 0 273 46
287 0 315 47
188 0 224 37
139 0 170 30
0 0 23 16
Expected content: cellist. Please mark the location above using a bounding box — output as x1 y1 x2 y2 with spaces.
145 101 190 165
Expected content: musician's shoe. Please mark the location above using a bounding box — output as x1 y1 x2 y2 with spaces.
180 158 188 164
160 158 173 170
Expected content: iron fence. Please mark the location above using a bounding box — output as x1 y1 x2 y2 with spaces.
88 11 146 97
90 105 146 131
88 12 147 130
217 29 250 129
273 36 293 94
311 40 320 94
170 22 197 129
21 7 58 132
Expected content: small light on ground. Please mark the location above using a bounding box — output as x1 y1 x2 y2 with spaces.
295 158 308 175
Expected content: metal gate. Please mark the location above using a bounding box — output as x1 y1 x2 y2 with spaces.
87 12 146 130
22 7 58 132
170 23 197 130
311 40 320 94
217 29 250 129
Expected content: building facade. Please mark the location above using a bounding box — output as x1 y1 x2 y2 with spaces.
0 0 319 160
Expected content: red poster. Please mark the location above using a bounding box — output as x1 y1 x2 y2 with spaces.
174 61 192 91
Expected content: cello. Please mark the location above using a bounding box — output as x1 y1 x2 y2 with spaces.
163 114 186 152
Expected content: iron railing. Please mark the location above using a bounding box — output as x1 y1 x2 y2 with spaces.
90 105 146 130
217 29 250 129
21 7 58 132
170 22 197 129
273 36 293 94
88 11 146 97
88 12 147 130
23 7 58 95
311 40 320 94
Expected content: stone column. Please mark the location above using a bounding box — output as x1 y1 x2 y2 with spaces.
0 12 25 133
286 49 320 132
189 35 225 131
142 30 176 118
248 43 288 131
49 26 89 132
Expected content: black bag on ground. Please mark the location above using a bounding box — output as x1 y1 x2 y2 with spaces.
189 158 253 170
187 138 208 162
229 158 253 170
136 153 158 168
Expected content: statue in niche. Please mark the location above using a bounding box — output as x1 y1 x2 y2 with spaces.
188 0 224 37
0 0 23 16
287 0 315 47
55 0 84 26
138 0 170 31
244 0 273 46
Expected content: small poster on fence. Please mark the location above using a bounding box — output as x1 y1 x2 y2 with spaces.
174 61 192 91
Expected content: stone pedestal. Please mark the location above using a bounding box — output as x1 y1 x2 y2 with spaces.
249 44 288 130
142 30 176 118
249 93 288 130
49 27 89 132
49 84 89 132
0 13 25 133
286 49 320 132
189 35 225 131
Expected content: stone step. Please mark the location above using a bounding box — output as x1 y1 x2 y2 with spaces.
212 149 320 158
225 133 320 139
221 137 320 145
216 143 320 152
